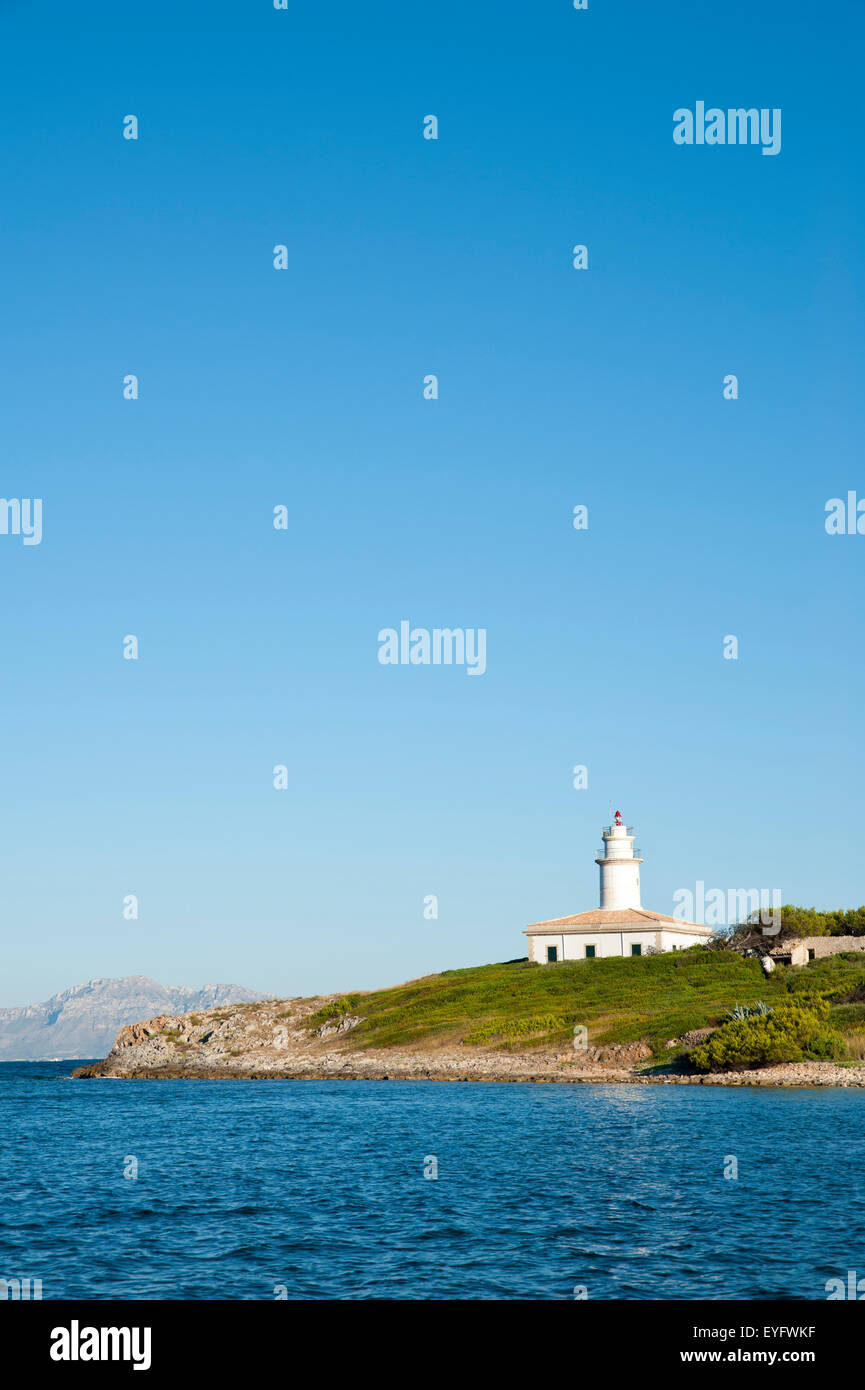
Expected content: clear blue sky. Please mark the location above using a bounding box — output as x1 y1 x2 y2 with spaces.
0 0 863 1005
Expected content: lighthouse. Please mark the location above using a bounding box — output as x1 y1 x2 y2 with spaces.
523 809 713 962
595 809 642 910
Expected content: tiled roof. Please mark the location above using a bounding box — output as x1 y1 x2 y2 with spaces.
525 907 713 934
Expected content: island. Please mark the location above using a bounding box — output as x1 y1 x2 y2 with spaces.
73 946 865 1088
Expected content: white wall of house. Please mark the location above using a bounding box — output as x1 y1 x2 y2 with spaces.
528 929 708 963
657 930 708 950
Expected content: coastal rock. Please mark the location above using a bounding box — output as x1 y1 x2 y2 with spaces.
573 1040 653 1068
118 1018 171 1047
665 1027 716 1050
314 1015 361 1039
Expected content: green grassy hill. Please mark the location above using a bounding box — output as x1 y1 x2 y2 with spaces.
290 950 782 1056
298 948 865 1061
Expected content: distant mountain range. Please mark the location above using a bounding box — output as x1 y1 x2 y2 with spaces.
0 976 269 1061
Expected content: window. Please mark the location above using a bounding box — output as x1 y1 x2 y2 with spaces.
585 945 596 959
631 943 642 956
546 946 558 963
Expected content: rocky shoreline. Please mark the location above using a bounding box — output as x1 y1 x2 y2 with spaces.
72 1058 865 1087
70 996 865 1089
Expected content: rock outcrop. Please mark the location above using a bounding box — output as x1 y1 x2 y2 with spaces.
665 1027 716 1050
574 1040 653 1068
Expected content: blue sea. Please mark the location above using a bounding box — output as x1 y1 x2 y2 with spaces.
1 1062 863 1300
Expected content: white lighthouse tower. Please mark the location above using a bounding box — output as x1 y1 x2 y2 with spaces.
595 809 642 910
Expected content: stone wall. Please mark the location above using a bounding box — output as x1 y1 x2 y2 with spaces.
806 935 865 958
780 936 865 966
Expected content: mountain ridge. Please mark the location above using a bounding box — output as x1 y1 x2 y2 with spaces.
0 975 269 1060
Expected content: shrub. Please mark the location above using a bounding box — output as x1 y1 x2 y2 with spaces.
690 1000 843 1072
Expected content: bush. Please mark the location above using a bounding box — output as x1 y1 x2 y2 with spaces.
690 1000 843 1072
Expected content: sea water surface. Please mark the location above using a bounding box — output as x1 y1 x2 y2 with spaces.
0 1061 862 1300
